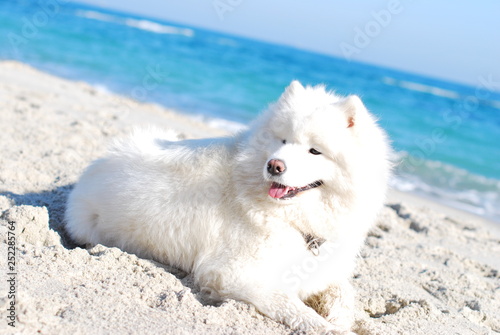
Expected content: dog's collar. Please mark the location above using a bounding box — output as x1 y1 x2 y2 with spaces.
302 233 326 256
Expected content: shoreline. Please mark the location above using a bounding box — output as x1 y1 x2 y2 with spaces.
387 189 499 235
1 60 499 334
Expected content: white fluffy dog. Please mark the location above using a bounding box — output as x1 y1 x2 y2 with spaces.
65 81 391 334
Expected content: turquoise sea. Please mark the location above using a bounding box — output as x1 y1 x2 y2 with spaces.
1 1 499 221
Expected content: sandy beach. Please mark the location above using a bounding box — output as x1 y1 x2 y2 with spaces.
1 61 499 334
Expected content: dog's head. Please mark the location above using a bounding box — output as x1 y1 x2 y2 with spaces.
258 81 374 204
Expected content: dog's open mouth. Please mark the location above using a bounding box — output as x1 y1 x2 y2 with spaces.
268 181 323 200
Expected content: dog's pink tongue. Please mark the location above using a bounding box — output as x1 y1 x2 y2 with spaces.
269 183 290 199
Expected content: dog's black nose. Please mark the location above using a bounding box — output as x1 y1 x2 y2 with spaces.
267 159 286 176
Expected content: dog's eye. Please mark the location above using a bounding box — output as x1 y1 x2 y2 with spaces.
309 148 321 155
282 139 287 144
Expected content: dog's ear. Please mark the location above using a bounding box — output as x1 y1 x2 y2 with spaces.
280 80 304 100
287 80 304 92
339 95 365 128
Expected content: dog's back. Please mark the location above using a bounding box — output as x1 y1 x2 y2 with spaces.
65 129 236 271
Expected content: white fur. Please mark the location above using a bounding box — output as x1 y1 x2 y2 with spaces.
65 81 391 334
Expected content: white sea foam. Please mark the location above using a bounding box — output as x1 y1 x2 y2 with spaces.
76 10 120 23
92 83 112 94
391 151 500 222
76 10 194 37
190 114 247 134
382 77 460 99
124 19 194 37
390 174 499 219
208 118 248 134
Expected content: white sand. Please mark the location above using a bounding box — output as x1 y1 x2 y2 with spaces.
0 61 499 334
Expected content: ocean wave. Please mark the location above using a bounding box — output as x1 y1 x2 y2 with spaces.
390 174 500 219
190 115 248 134
92 83 112 94
382 77 461 99
391 151 500 222
76 10 194 37
487 100 500 110
75 10 117 23
124 19 194 37
216 38 239 47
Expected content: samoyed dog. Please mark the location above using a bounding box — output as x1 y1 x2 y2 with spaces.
66 81 391 334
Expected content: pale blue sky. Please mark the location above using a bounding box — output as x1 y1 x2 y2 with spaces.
76 0 500 89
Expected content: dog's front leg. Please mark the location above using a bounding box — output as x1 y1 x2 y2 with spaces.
198 267 333 332
247 290 337 333
304 280 355 334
